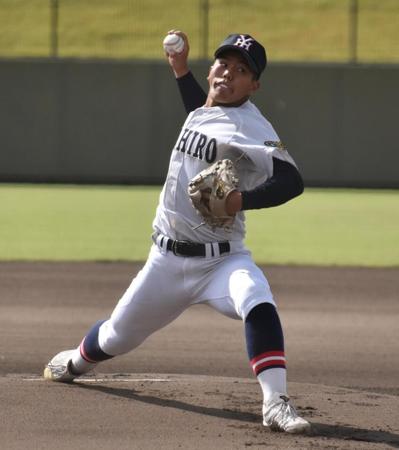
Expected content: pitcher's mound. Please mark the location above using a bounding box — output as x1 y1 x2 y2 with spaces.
3 373 399 449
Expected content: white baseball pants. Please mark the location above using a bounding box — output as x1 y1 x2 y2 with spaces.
97 243 275 356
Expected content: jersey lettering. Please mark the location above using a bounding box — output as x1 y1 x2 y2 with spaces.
186 131 199 155
175 128 217 164
205 138 217 163
176 128 193 153
192 134 207 159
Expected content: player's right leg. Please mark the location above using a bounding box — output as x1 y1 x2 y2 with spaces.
43 319 113 382
44 245 189 382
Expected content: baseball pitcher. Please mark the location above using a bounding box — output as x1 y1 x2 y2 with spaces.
44 31 311 434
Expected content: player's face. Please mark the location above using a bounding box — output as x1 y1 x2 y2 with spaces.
206 51 260 107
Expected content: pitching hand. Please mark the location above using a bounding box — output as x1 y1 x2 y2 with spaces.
165 30 190 78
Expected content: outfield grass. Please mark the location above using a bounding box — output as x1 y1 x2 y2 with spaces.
1 184 398 267
0 0 398 62
245 188 399 266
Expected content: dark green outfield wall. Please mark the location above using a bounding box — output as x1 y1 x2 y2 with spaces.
0 59 397 187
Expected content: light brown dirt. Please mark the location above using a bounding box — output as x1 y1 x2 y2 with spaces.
0 262 398 449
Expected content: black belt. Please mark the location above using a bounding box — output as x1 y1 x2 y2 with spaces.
165 238 230 257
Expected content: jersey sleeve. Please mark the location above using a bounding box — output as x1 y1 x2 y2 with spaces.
228 105 299 177
226 103 303 208
176 71 207 114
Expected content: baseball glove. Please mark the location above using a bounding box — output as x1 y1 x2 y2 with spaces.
188 159 239 230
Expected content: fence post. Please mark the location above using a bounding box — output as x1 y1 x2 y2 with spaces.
50 0 59 58
199 0 209 59
349 0 358 63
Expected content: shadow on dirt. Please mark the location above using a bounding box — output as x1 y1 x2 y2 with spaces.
312 423 399 448
77 383 260 423
76 383 399 447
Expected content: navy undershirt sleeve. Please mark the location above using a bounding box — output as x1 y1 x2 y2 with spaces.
176 71 207 114
241 157 304 210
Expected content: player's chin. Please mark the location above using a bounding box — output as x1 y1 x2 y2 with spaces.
210 90 242 106
215 96 249 108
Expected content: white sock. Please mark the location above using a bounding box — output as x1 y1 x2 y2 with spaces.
257 368 287 403
70 347 97 375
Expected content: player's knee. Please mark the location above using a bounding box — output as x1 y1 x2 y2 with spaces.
246 302 278 323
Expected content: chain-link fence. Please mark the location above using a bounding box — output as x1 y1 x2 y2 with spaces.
0 0 398 62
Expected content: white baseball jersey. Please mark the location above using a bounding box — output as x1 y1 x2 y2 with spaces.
153 100 297 243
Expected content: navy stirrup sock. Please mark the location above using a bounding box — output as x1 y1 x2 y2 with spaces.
80 320 114 363
245 303 286 376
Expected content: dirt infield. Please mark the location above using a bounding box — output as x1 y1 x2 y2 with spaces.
1 262 398 449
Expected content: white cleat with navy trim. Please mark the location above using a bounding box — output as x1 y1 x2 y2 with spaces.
263 393 311 434
43 350 79 383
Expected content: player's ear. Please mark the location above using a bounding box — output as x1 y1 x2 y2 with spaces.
251 79 260 93
207 65 213 83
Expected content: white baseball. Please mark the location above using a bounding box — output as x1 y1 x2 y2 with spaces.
163 33 185 55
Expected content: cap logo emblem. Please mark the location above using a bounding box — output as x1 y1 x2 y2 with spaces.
234 35 254 51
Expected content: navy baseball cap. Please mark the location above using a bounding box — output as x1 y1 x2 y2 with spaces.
214 34 267 79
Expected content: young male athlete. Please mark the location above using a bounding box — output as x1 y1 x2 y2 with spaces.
44 31 311 434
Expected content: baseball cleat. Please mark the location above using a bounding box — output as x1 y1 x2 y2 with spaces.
263 393 311 434
43 349 79 383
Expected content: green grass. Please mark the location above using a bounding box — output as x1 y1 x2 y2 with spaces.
1 184 398 266
0 184 158 261
0 0 398 62
245 188 399 266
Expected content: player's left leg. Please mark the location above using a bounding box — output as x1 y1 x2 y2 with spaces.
245 302 310 433
245 302 287 402
203 254 288 402
202 252 310 433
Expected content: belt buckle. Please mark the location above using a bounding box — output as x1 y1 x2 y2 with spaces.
171 239 183 256
171 239 194 256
